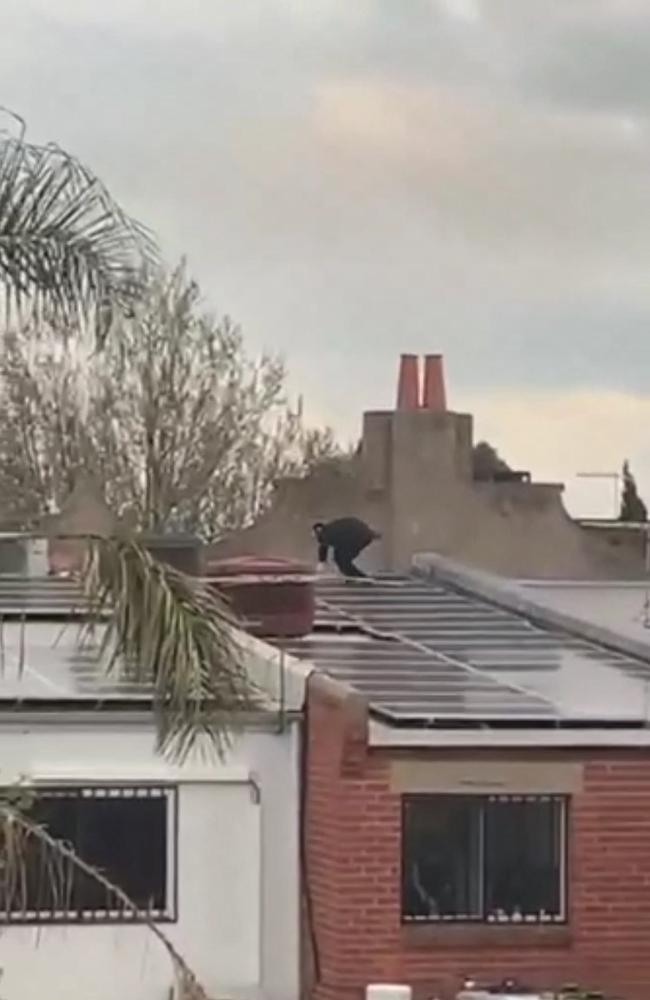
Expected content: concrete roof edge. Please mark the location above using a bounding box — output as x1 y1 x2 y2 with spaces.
518 578 650 590
0 708 301 729
412 552 650 666
368 718 650 749
234 628 313 712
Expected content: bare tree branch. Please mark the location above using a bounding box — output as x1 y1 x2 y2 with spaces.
0 262 343 537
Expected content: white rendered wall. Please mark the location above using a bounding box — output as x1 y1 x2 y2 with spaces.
0 716 300 1000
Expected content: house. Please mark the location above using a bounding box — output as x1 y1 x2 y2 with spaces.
0 560 303 1000
5 526 650 1000
210 353 647 580
268 560 650 1000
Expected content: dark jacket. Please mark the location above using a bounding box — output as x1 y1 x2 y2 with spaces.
316 517 378 562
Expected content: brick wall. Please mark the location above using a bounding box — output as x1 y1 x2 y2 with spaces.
303 677 650 1000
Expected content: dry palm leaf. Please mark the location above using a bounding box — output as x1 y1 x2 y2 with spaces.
81 538 257 761
0 797 217 999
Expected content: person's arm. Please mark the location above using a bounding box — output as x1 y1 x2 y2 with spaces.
318 541 328 564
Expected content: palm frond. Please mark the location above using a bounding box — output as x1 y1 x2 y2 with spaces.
81 538 257 760
0 133 158 341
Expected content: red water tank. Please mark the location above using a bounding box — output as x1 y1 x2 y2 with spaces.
205 556 315 638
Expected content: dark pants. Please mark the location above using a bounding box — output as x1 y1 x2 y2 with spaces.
333 544 367 578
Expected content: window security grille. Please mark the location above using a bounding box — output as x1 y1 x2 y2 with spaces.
402 794 566 925
0 784 177 924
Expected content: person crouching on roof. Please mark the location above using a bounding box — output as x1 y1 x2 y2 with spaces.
312 517 380 579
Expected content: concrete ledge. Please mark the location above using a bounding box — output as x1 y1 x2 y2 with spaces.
402 922 571 950
368 719 650 747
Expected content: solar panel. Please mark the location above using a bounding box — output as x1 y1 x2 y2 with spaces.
0 619 152 703
0 576 85 617
280 575 650 726
0 575 158 703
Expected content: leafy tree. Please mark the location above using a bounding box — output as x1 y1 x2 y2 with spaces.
0 263 340 538
619 459 648 522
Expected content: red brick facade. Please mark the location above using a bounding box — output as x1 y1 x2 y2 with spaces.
303 675 650 1000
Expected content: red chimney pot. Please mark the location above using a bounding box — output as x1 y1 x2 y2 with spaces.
422 354 447 411
396 354 420 410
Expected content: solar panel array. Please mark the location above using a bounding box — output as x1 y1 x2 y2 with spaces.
3 572 650 722
0 576 152 704
0 619 153 703
280 575 650 726
0 576 85 617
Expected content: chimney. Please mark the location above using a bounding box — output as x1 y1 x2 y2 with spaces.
422 354 447 411
396 354 420 410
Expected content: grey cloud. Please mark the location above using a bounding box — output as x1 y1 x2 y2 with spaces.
2 0 650 440
445 298 650 395
478 2 650 116
521 25 650 115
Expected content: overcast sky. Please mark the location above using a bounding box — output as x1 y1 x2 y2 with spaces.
3 0 650 516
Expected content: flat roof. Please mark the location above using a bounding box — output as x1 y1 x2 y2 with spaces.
515 578 650 649
0 576 288 714
0 577 142 705
10 570 650 741
0 617 154 705
0 575 86 618
279 570 650 733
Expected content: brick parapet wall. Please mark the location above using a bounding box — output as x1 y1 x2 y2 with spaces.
304 679 650 1000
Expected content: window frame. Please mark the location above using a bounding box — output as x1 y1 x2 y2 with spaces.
0 783 179 926
400 792 568 927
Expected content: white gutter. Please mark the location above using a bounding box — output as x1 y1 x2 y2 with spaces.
28 764 259 789
368 718 650 748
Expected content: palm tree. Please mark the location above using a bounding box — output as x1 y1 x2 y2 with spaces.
0 113 253 999
0 113 254 759
0 109 157 340
83 537 255 760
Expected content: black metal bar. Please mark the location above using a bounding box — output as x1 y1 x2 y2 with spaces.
401 792 568 926
0 783 178 925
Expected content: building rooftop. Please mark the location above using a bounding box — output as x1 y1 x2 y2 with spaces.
278 570 650 731
7 565 650 740
0 575 290 714
515 577 650 649
0 576 150 705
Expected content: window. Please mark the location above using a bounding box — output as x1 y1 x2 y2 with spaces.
0 785 177 923
402 794 566 924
